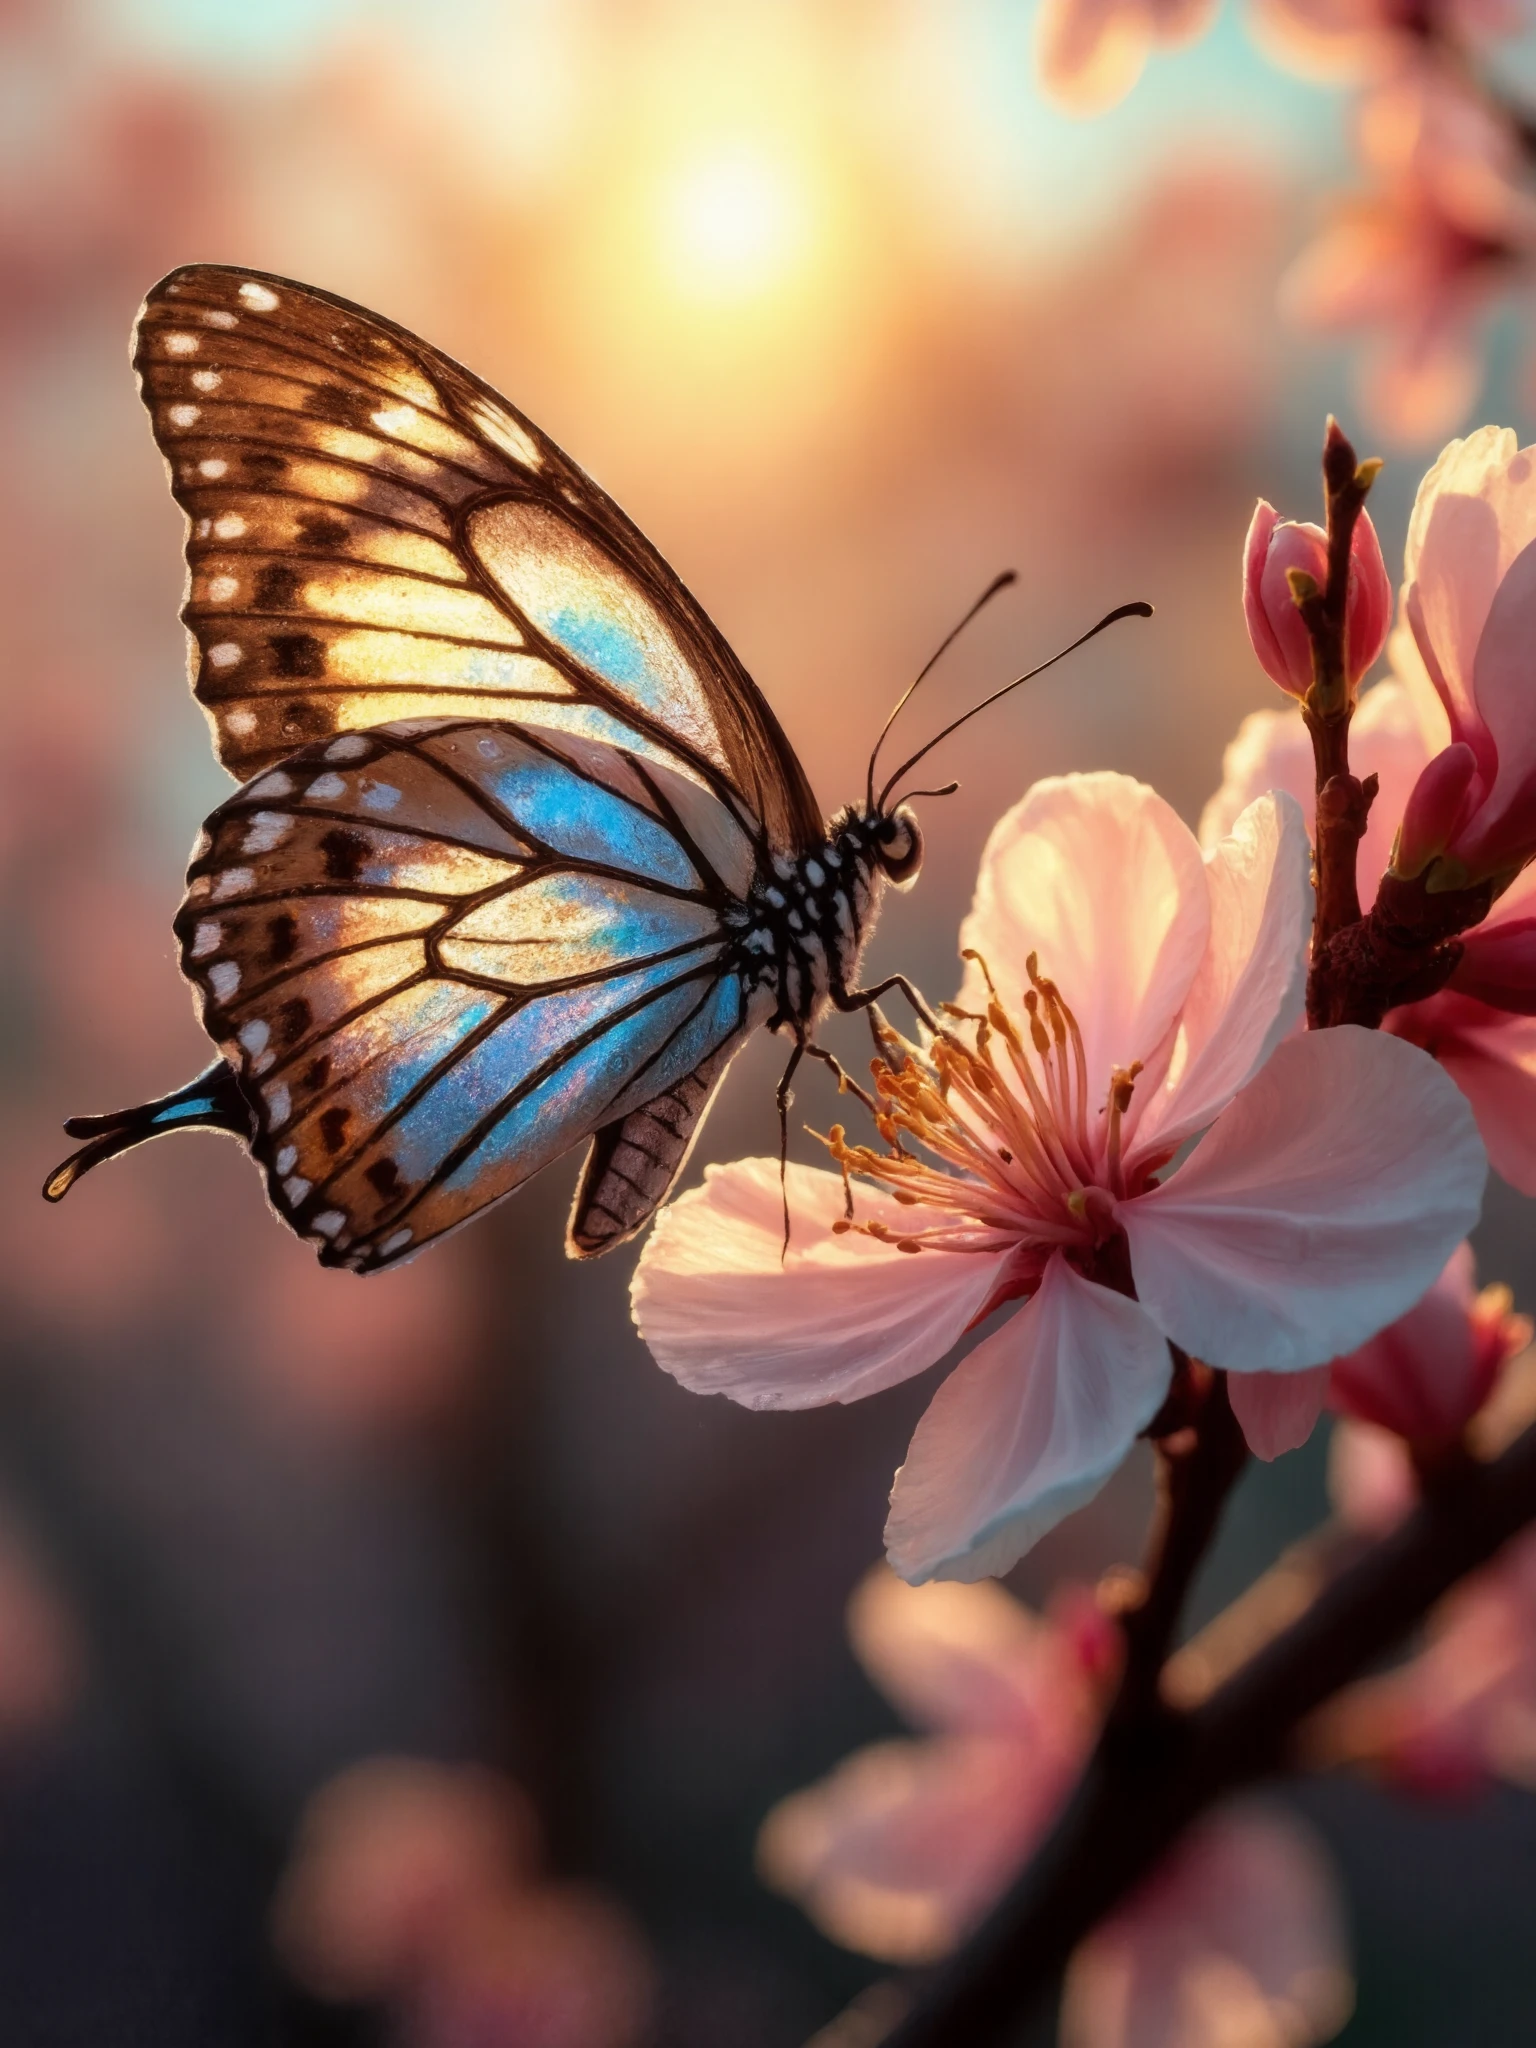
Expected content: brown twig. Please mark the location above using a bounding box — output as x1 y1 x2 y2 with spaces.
860 1414 1536 2048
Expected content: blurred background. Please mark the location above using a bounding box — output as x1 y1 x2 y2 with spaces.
3 1 1536 2042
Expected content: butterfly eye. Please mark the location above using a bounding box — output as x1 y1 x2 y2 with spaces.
875 808 924 889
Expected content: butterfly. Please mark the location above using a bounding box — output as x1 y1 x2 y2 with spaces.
44 265 1146 1274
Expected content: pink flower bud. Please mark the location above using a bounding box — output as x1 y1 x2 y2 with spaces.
1393 740 1479 880
1242 499 1392 701
1329 1242 1529 1442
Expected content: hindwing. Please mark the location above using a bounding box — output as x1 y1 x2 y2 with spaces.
135 263 823 852
173 717 769 1270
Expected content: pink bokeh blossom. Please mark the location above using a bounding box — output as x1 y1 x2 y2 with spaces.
1252 0 1518 83
762 1570 1354 2048
1242 498 1391 699
1034 0 1217 115
636 774 1485 1582
1282 70 1536 445
1326 1422 1536 1792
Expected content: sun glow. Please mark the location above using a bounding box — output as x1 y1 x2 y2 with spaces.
661 143 813 302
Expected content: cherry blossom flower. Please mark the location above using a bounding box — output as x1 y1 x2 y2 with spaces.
635 773 1485 1582
1033 0 1217 115
1330 1238 1529 1439
1202 637 1536 1191
1282 70 1536 444
1242 498 1391 699
761 1569 1354 2048
1251 0 1517 84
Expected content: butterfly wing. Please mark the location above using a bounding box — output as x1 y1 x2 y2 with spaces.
174 717 772 1270
134 264 822 853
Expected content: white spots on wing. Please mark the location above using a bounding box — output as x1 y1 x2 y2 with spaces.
275 1145 297 1176
239 1019 271 1056
191 369 222 393
283 1175 312 1204
467 398 541 469
325 734 370 762
266 1082 292 1126
195 518 211 539
213 513 246 540
167 403 200 429
805 860 825 888
246 770 294 799
208 960 241 1001
242 811 290 854
312 1210 347 1239
207 574 239 603
380 1228 413 1257
190 919 222 958
371 405 417 437
198 457 228 479
360 781 401 812
165 332 198 354
208 641 242 668
213 867 255 899
226 708 258 736
476 735 501 759
305 772 346 801
238 281 279 313
203 308 238 329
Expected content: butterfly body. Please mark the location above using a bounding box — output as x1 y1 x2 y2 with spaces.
44 263 932 1271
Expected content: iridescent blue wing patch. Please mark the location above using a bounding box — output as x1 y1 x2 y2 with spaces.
173 718 770 1270
135 265 822 853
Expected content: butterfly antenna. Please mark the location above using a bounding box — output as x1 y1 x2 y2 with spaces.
876 600 1153 813
866 571 1017 814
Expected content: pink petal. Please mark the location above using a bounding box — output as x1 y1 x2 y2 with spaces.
1123 1027 1486 1373
848 1569 1081 1739
1329 1416 1419 1533
1433 1009 1536 1193
1403 425 1534 756
1061 1805 1353 2048
632 1160 1007 1410
1454 857 1536 1006
1460 533 1536 869
958 774 1209 1114
1227 1366 1330 1460
757 1733 1066 1964
885 1257 1172 1584
1131 792 1310 1161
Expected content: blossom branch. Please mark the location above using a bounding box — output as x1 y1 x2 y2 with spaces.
868 1412 1536 2048
1298 418 1382 971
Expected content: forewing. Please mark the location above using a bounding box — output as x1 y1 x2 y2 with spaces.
136 264 822 850
173 718 765 1270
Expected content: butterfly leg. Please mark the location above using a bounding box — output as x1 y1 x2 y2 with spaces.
833 974 939 1035
776 1037 806 1256
800 1040 877 1116
42 1059 254 1202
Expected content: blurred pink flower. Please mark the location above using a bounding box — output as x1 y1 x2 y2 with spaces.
272 1758 653 2048
0 1513 84 1739
1252 0 1517 82
1242 498 1391 699
1329 1238 1529 1438
1282 69 1536 445
636 774 1485 1582
1325 1422 1536 1791
1034 0 1217 114
763 1570 1353 2048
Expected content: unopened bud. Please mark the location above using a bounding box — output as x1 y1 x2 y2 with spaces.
1242 499 1391 702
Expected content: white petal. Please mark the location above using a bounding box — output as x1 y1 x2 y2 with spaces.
632 1159 1006 1410
1132 792 1311 1159
1123 1028 1486 1374
958 773 1210 1112
885 1257 1172 1584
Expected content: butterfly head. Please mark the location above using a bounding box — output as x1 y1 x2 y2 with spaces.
872 805 924 890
